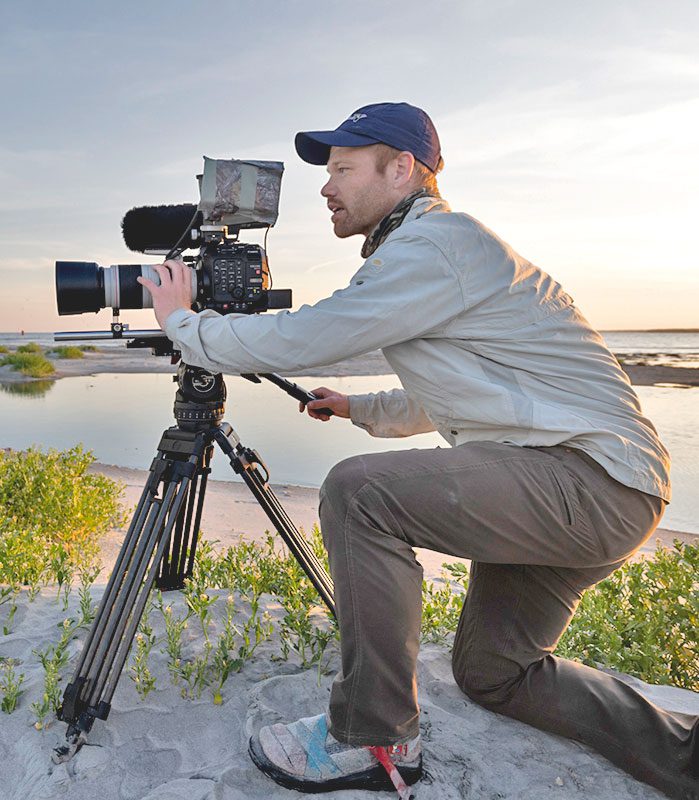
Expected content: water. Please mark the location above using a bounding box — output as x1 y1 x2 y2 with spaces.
0 371 441 487
0 371 696 534
600 331 699 369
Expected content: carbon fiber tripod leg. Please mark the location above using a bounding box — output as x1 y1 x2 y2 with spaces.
214 425 335 616
54 427 214 761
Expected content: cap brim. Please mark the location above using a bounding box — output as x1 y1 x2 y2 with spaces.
294 129 381 165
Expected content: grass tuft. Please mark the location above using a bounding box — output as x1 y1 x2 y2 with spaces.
0 353 55 377
48 346 84 359
16 342 43 354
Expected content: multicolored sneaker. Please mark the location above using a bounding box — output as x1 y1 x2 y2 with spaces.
248 712 422 797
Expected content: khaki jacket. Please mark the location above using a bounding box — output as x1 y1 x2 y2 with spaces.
165 198 671 501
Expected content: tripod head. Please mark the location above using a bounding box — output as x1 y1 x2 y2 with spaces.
174 364 226 430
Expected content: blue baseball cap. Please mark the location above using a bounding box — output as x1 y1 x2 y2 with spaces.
295 102 442 172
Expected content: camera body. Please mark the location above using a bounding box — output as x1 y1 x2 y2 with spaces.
196 227 290 315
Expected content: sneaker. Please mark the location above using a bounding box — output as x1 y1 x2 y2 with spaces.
249 712 423 795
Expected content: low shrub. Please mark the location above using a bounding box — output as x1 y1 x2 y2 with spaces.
16 343 44 354
48 346 84 359
0 446 125 570
558 541 698 691
0 353 55 378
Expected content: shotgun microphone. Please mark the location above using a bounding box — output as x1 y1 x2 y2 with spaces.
121 204 203 254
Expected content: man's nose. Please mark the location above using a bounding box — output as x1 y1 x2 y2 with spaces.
321 179 334 198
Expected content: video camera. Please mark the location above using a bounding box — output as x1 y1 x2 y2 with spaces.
55 158 291 322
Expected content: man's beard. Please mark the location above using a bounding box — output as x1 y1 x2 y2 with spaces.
332 187 393 239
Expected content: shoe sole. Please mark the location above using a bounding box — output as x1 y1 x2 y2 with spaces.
248 735 423 793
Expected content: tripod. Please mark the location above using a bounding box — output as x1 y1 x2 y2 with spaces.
53 363 335 762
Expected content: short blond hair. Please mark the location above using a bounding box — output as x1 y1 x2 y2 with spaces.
372 144 443 196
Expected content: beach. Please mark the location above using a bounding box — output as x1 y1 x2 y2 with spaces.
1 460 697 800
1 345 698 800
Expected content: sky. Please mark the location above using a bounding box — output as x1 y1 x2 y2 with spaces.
0 0 697 333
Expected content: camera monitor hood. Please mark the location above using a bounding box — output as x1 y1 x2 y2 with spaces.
197 157 284 229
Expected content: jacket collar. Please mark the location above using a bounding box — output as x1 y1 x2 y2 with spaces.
361 192 450 258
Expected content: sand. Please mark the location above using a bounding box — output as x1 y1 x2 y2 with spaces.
0 461 697 800
2 588 697 800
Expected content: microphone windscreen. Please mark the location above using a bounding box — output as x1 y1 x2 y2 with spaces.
121 204 203 253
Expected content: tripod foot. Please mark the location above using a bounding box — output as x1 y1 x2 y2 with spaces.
52 730 87 764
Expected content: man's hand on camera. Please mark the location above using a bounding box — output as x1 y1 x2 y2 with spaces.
301 387 350 421
137 259 193 331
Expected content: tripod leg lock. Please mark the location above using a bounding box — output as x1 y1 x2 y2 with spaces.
58 679 111 728
57 677 87 724
231 446 270 485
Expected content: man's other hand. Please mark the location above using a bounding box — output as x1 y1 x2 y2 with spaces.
300 387 350 421
137 259 193 331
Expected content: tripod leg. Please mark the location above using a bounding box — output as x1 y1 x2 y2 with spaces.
213 424 336 616
157 444 212 590
56 431 213 759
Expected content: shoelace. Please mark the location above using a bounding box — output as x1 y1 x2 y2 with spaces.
367 745 415 800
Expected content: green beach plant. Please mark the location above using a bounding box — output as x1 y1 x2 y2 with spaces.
77 567 100 627
0 658 25 713
421 571 467 644
48 345 84 359
0 352 55 377
178 641 212 699
159 598 190 687
129 597 158 700
15 342 43 354
558 540 698 690
0 445 124 569
30 617 77 728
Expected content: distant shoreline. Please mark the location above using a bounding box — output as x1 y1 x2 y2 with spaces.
1 345 699 386
4 328 699 336
605 328 699 334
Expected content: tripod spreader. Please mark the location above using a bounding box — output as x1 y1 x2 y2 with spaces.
53 364 335 762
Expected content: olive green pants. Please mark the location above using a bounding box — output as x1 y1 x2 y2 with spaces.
319 442 697 799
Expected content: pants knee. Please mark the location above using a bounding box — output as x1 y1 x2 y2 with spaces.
452 649 525 710
319 456 370 540
321 455 369 503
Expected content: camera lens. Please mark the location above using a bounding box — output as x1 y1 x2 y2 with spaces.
55 261 196 315
55 262 104 315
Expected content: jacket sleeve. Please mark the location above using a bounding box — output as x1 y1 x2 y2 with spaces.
349 389 436 437
163 233 465 375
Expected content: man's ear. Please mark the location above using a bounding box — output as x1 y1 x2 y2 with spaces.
393 151 416 188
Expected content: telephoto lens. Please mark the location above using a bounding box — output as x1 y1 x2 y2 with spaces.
55 261 196 315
